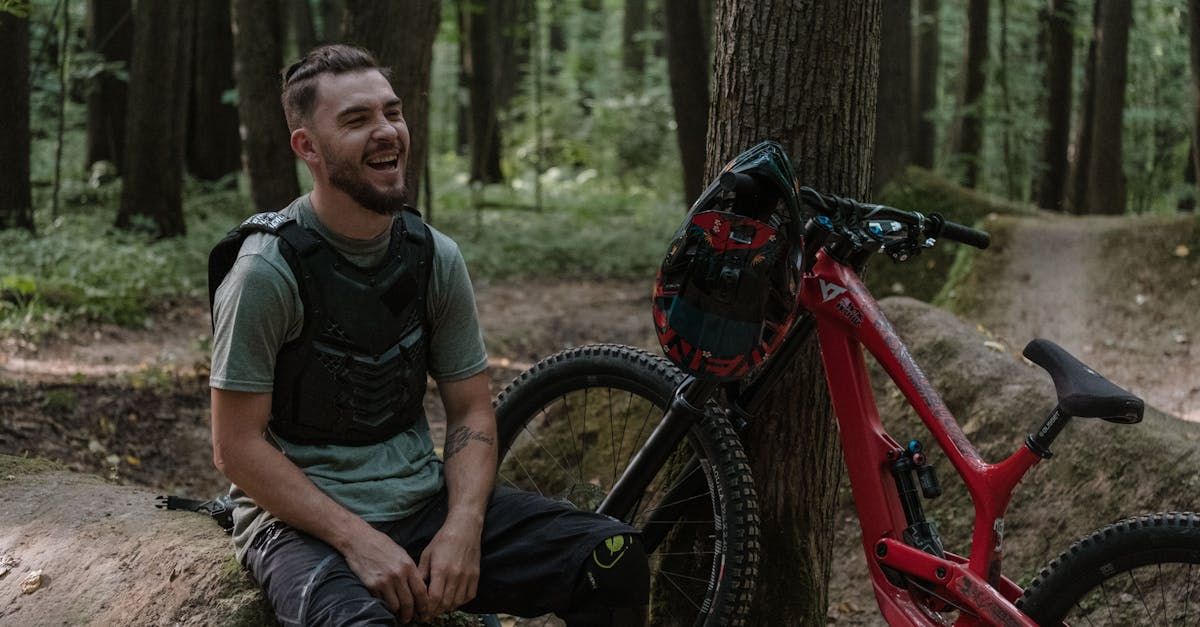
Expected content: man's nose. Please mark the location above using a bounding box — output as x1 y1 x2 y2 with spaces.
371 116 399 140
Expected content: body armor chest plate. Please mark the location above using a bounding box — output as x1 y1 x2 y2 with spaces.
275 212 433 446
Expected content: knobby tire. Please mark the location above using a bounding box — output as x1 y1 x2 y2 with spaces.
494 344 759 627
1018 511 1200 625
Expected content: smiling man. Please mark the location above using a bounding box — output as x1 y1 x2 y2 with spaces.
207 45 648 626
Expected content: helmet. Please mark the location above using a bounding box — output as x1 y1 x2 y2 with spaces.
652 141 805 381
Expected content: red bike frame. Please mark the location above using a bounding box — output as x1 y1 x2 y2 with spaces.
799 249 1041 626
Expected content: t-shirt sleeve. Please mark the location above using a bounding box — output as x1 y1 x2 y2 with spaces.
426 228 489 381
209 251 301 393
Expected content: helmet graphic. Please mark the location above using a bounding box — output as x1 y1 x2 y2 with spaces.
652 141 805 381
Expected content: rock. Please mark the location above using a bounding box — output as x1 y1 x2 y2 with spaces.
0 459 271 626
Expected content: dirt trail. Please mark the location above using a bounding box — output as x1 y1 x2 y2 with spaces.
963 213 1200 421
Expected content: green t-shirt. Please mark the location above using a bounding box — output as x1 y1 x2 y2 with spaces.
209 195 489 562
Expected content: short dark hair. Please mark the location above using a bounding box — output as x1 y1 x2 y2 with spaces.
280 44 391 131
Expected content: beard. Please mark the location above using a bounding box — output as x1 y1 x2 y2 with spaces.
324 147 408 216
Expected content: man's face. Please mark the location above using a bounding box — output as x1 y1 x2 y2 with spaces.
307 69 411 215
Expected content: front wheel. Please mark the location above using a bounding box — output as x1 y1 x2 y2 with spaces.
1018 512 1200 625
494 344 759 627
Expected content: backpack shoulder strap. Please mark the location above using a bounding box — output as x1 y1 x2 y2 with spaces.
207 212 321 327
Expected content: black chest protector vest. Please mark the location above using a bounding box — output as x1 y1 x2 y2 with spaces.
208 209 434 446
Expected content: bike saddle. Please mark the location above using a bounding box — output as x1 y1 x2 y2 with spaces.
1023 339 1144 424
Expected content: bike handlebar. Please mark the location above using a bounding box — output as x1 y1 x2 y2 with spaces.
797 186 990 250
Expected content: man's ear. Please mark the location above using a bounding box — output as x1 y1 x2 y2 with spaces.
291 128 319 164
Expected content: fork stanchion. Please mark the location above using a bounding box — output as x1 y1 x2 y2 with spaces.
595 377 717 520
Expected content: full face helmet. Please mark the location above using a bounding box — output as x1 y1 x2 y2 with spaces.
652 141 805 381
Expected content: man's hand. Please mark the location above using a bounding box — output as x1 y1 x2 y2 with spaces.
417 516 483 620
341 526 430 623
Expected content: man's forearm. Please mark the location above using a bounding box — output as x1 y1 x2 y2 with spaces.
441 410 497 524
216 437 373 552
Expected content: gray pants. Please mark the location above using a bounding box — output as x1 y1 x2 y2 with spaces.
243 487 638 626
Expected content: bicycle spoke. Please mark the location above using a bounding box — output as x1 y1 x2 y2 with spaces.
608 387 617 487
560 395 584 487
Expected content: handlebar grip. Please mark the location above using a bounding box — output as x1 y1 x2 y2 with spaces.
719 171 762 197
930 214 990 249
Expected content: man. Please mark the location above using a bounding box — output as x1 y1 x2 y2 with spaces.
208 45 649 626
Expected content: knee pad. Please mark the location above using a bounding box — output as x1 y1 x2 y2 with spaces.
571 533 650 610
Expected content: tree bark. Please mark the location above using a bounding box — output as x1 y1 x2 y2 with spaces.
232 0 300 213
664 0 710 206
706 1 879 624
343 0 443 205
1033 0 1074 211
188 1 241 182
912 0 938 169
622 0 647 81
1190 0 1200 207
577 0 604 114
116 1 192 237
955 0 988 189
494 0 532 110
320 0 343 41
1082 0 1131 215
872 0 912 195
1066 0 1099 214
460 0 503 183
0 11 33 232
292 0 318 54
84 0 133 172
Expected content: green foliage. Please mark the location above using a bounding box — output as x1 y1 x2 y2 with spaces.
867 168 1036 303
428 153 679 280
0 183 244 337
0 0 30 17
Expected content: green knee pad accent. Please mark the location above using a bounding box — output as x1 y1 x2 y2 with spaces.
574 534 649 607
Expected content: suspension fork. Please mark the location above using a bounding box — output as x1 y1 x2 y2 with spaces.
596 377 718 540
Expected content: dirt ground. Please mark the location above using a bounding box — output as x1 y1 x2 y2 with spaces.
0 278 660 497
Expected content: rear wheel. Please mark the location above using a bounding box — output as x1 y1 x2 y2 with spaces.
1018 512 1200 625
494 344 759 626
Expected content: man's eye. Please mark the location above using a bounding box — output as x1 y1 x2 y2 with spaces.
386 110 403 120
346 118 365 126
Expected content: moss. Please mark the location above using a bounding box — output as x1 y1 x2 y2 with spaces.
866 168 1036 303
0 453 65 477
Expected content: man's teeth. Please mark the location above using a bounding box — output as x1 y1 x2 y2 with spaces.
367 153 399 165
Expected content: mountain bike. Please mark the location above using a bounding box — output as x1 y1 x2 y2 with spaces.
493 174 1200 625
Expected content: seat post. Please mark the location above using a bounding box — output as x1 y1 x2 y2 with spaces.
1026 405 1071 459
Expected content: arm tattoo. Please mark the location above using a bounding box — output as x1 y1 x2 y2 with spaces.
443 426 495 461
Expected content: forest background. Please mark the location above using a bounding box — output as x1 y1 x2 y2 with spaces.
0 0 1193 336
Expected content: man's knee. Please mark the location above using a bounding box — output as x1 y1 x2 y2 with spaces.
568 533 650 621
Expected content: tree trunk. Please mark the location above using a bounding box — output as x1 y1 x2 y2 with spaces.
912 0 938 169
548 0 567 71
232 0 300 213
84 0 133 172
1190 0 1200 208
577 0 604 114
320 0 343 41
622 0 647 81
494 0 532 110
664 0 710 206
343 0 443 206
955 0 988 189
1066 0 1100 214
1082 0 1131 215
872 0 912 195
116 1 191 237
706 1 879 624
187 1 241 183
292 0 318 54
1181 143 1196 213
460 0 503 183
1033 0 1074 211
0 11 33 232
